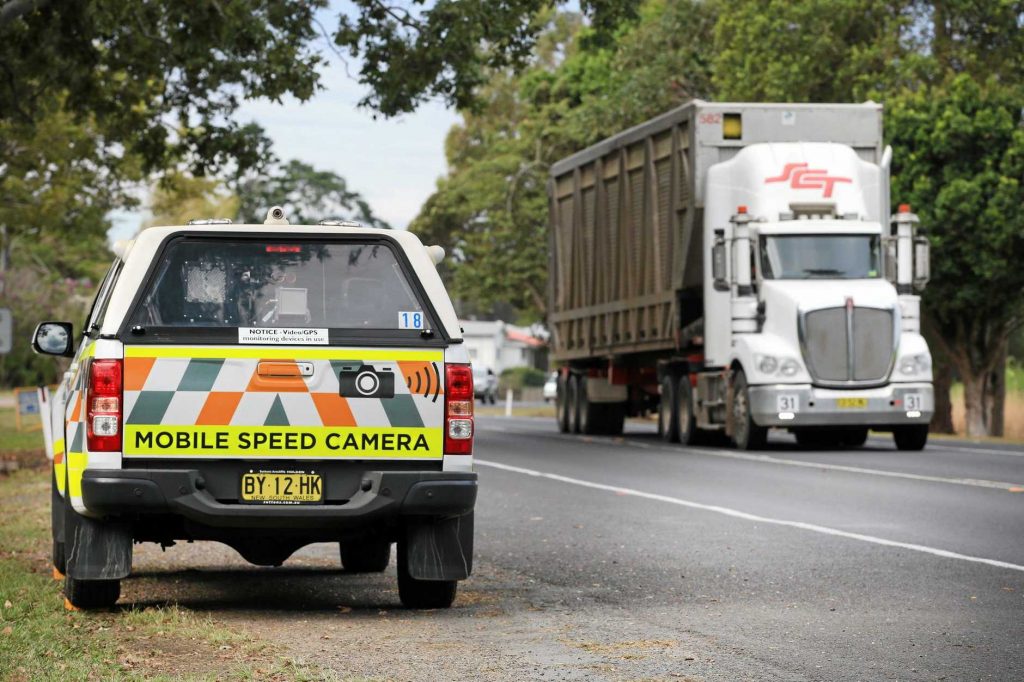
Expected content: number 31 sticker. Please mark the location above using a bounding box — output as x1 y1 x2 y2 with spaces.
398 311 424 329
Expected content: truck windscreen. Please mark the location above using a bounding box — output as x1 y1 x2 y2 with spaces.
129 239 428 331
759 235 881 280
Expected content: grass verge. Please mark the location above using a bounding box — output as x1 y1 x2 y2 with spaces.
0 467 336 681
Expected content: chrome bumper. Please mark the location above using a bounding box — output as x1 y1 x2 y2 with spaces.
748 383 933 427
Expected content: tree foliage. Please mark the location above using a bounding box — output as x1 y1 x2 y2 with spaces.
236 160 388 228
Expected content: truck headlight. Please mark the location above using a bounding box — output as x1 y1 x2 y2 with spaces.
757 355 779 374
780 359 801 377
899 353 931 376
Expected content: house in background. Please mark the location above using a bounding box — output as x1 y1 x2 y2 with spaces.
459 319 547 374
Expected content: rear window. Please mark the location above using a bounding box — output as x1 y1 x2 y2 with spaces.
128 238 432 338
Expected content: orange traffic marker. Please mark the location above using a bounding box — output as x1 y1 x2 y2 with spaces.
63 598 80 612
52 567 64 580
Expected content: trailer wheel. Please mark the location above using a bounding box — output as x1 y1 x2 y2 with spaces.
658 376 679 442
567 374 582 434
556 374 571 433
731 370 767 450
893 424 928 451
676 375 701 446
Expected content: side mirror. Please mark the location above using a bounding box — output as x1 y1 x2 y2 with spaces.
913 236 930 290
711 232 728 291
883 236 898 284
32 322 74 357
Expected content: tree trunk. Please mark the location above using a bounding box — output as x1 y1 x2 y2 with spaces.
960 369 988 437
985 343 1007 437
930 353 954 434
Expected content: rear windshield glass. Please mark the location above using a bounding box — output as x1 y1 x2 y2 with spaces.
129 239 429 333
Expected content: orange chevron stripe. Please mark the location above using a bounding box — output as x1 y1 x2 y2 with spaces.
69 393 82 421
397 361 445 397
196 392 244 425
124 356 157 391
311 393 356 427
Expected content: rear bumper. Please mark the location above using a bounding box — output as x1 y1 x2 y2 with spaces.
748 382 933 427
81 468 477 530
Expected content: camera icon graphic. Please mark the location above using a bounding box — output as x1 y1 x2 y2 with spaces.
338 364 395 399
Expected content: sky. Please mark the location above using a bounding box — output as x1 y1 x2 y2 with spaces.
107 15 460 241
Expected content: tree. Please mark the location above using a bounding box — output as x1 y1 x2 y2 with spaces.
888 76 1024 437
235 160 388 228
143 174 240 231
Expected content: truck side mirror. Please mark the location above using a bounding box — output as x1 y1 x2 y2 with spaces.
32 322 74 357
712 232 728 291
913 236 930 290
883 237 898 283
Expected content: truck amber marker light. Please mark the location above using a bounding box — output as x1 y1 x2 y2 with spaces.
445 363 474 454
87 359 123 452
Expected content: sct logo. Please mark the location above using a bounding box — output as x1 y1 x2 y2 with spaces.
765 163 852 198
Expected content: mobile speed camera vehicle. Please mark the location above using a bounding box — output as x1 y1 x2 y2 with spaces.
34 208 477 610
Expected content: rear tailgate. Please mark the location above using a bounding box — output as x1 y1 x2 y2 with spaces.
122 346 443 459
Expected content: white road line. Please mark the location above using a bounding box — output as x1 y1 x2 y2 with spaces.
667 445 1023 491
476 458 1024 574
477 422 1024 490
921 443 1024 458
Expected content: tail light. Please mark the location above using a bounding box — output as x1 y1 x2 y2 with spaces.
444 363 474 455
87 359 122 452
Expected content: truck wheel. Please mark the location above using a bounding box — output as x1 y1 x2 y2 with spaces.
340 541 391 573
658 376 679 442
556 374 571 433
567 375 582 434
840 427 869 448
675 375 702 446
397 541 457 609
51 472 65 575
577 378 603 435
732 370 767 450
65 577 120 610
893 424 928 451
603 402 626 436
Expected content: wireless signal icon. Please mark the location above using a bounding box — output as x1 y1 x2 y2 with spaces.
405 362 442 403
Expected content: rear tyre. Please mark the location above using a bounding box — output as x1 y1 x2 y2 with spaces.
603 403 626 436
397 541 457 609
567 374 582 434
577 377 605 435
658 375 679 443
65 577 120 610
893 424 928 451
556 373 571 433
840 427 869 448
732 370 767 450
340 541 391 573
675 375 702 446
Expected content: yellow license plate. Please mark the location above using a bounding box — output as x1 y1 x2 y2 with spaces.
241 472 323 504
836 398 868 409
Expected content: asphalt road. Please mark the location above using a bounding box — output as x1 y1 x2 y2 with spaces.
126 417 1023 681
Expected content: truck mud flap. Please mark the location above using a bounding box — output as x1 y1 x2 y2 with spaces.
66 508 132 581
405 511 473 581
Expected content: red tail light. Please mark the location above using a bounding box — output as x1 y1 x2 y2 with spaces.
87 359 123 452
444 364 473 455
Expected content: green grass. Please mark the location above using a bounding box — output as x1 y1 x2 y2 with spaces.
0 404 46 453
0 468 337 681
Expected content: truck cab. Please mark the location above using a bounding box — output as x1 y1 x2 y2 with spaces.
33 208 477 610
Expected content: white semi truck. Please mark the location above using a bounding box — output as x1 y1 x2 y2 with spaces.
548 101 933 450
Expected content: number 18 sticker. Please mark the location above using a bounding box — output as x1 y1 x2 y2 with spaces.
398 311 424 329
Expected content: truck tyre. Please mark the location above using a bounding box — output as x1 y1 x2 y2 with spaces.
840 427 869 448
675 375 702 446
893 424 928 451
51 472 65 575
577 377 604 435
397 540 457 609
567 374 582 434
556 374 571 433
65 576 120 610
658 376 679 442
732 370 767 450
340 541 391 573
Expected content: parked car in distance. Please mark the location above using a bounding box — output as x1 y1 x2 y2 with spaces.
543 371 558 402
474 366 498 404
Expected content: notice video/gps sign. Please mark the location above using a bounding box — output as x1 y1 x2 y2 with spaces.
0 308 12 354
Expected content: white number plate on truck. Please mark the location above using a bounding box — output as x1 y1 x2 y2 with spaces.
777 395 799 412
904 393 924 411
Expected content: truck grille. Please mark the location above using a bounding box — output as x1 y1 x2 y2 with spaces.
799 305 896 386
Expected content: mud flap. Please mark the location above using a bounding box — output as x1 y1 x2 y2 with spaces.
65 507 132 580
404 511 474 581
